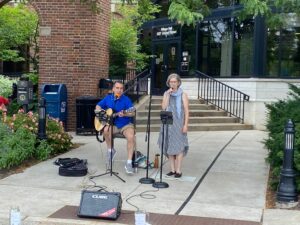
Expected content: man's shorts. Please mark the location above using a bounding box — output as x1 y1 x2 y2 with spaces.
112 123 135 135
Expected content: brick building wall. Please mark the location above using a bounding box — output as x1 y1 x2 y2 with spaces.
30 0 110 130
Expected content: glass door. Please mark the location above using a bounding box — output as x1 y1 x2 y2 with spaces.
152 42 180 95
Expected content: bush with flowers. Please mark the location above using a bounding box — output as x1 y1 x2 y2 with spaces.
0 108 73 169
0 75 18 98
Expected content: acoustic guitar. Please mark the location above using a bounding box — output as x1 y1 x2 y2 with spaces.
94 107 135 132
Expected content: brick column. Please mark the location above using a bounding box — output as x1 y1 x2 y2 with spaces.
30 0 110 130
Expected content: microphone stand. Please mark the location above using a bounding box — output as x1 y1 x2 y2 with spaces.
153 111 172 189
139 71 155 184
90 113 125 183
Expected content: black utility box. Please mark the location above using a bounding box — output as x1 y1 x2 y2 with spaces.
76 96 101 135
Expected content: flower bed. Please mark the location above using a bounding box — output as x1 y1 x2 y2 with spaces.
0 109 73 169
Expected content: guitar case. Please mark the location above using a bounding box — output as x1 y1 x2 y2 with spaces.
54 158 88 177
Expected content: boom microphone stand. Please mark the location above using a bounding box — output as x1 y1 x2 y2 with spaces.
90 113 125 183
152 111 173 189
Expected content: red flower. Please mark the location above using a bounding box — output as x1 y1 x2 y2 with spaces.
0 96 9 105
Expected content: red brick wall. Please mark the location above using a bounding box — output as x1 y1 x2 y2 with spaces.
30 0 110 130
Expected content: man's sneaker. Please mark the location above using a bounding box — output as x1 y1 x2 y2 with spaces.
125 162 134 174
106 149 116 167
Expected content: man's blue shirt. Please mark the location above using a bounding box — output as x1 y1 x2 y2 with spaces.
97 94 133 129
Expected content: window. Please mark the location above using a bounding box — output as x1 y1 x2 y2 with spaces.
232 19 254 77
266 14 300 77
197 18 254 77
198 19 233 77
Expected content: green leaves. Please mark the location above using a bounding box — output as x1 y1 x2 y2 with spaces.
137 0 161 25
109 2 157 77
0 110 73 169
0 4 38 61
0 75 18 98
264 84 300 190
238 0 300 29
0 127 36 169
168 0 209 26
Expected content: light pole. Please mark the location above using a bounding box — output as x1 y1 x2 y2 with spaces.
37 97 47 140
276 119 298 207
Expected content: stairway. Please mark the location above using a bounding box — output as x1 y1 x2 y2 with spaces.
135 96 253 132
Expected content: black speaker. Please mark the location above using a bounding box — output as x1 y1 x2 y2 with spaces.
78 190 122 220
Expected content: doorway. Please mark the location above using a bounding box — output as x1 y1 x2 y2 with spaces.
152 41 180 95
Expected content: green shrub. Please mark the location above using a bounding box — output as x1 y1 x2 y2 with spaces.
0 75 18 98
23 73 39 86
46 118 73 154
5 111 73 153
35 139 53 160
6 99 20 116
265 84 300 190
0 122 10 141
0 110 73 169
0 127 36 168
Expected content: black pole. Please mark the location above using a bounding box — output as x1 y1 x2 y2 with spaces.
152 121 169 189
152 111 170 189
90 114 125 183
140 71 155 184
37 97 47 140
23 104 28 113
276 119 298 204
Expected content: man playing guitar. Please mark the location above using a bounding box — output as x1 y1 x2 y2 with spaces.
95 81 135 174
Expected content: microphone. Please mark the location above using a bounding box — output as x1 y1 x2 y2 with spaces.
114 93 120 101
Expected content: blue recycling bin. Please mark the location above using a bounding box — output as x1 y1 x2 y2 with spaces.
41 84 67 125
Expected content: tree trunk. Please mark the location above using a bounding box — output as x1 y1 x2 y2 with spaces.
0 0 12 9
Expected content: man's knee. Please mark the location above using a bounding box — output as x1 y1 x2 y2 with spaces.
124 128 135 141
103 127 110 136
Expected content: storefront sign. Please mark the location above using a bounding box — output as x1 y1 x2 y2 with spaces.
154 26 180 39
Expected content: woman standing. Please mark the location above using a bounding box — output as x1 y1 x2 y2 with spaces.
158 73 189 178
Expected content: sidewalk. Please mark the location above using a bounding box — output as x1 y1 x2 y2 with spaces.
0 130 298 225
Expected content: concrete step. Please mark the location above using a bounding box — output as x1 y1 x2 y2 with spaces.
145 103 215 110
136 123 253 132
150 97 204 104
136 96 253 132
136 116 238 125
137 110 227 117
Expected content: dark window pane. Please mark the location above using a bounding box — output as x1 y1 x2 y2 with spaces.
266 14 300 77
232 19 254 76
198 19 233 77
181 26 196 76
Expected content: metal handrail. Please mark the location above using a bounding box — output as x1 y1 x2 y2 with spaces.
123 69 151 103
195 70 250 123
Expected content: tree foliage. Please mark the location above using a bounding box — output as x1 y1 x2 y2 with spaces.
0 4 38 62
109 2 160 78
168 0 209 26
238 0 300 29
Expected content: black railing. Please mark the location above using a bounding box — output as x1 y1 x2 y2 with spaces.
123 69 151 103
109 68 137 84
195 70 250 123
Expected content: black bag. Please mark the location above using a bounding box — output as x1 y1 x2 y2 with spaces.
54 158 88 177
